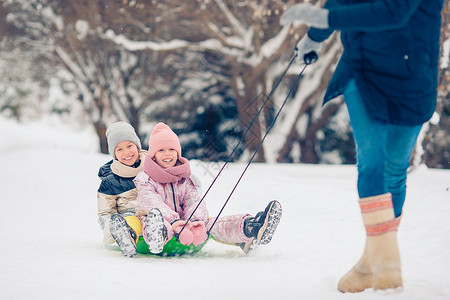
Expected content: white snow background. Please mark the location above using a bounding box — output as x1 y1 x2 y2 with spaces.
0 116 449 300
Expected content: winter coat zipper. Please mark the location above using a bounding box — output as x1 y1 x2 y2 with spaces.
170 183 177 213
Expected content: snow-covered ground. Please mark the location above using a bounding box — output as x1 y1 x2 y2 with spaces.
1 116 449 300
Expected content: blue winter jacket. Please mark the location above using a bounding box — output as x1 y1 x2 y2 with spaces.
98 160 137 197
308 0 443 125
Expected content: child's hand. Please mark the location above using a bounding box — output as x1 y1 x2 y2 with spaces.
172 220 194 246
190 221 208 246
188 220 204 228
172 220 187 231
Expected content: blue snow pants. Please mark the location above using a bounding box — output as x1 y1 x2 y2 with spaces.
343 79 422 217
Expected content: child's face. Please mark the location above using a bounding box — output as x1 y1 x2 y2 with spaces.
114 141 139 166
154 148 178 168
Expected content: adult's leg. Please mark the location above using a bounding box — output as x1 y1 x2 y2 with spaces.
385 124 422 217
343 80 388 199
338 79 401 292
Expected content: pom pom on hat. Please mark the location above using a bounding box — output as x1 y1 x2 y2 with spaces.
106 121 142 157
148 122 181 158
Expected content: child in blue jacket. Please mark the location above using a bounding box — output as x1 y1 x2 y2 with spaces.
97 122 147 257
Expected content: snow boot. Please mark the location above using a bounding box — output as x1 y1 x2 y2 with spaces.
338 242 372 293
355 193 402 291
144 208 167 254
337 215 401 293
110 214 138 258
240 200 282 253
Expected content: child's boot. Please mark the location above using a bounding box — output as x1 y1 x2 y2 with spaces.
110 214 139 257
144 208 167 254
359 193 402 291
338 214 401 293
240 200 282 253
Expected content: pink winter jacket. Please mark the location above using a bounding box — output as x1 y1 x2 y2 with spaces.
134 157 209 225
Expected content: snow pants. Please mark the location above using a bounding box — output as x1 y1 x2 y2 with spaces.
343 79 422 217
207 214 254 244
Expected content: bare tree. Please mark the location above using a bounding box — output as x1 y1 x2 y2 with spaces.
97 0 297 161
99 0 348 163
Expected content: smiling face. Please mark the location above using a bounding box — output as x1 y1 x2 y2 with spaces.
114 141 139 166
154 148 178 168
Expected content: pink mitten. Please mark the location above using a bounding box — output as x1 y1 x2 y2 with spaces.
190 221 208 246
172 220 194 246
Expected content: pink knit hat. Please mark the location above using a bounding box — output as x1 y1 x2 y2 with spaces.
148 122 182 158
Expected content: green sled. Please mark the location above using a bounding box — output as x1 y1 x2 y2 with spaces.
135 236 209 256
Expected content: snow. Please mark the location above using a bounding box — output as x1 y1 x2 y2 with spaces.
1 116 449 300
104 29 190 51
75 20 89 40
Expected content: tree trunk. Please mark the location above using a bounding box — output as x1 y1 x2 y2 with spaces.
0 1 7 37
277 42 340 162
94 120 108 154
300 102 341 163
231 66 266 162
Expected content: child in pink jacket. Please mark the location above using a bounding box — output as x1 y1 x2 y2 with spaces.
134 122 282 254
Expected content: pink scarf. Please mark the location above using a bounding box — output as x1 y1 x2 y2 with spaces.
143 156 191 184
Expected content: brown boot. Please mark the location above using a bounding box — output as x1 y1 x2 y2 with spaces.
338 194 402 292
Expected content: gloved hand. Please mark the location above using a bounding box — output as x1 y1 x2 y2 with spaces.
295 34 321 65
172 220 194 246
189 221 208 247
280 3 329 29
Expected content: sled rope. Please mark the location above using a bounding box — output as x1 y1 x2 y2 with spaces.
207 61 310 234
177 54 297 237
